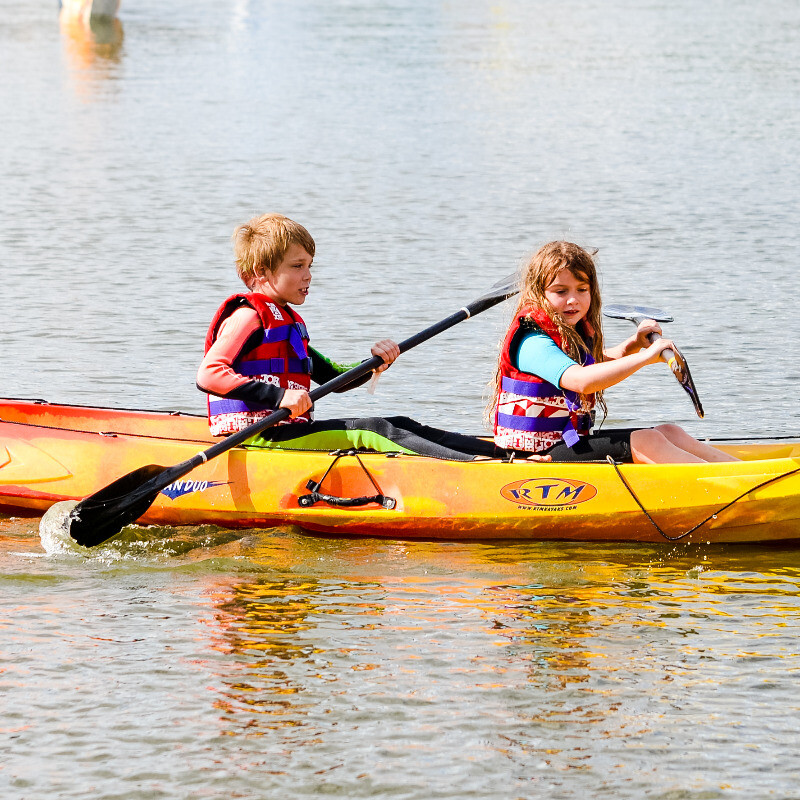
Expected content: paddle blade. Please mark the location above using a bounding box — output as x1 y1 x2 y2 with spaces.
467 272 521 315
669 345 705 418
67 464 167 547
603 304 674 323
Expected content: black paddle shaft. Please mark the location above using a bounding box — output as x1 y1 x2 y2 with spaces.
67 276 519 547
191 287 514 466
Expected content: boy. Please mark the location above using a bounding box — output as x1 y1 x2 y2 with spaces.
197 213 496 460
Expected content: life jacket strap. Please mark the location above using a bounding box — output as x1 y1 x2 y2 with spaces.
239 357 313 376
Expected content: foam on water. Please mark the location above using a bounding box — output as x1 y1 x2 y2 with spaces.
38 500 87 556
38 502 245 563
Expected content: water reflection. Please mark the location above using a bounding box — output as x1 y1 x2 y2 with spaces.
190 534 800 778
207 576 351 737
60 1 123 97
193 538 609 743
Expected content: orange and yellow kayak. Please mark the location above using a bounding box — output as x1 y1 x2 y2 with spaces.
1 398 799 543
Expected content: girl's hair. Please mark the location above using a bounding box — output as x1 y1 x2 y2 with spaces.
232 213 316 288
487 241 607 426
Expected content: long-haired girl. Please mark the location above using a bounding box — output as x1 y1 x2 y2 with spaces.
491 241 738 463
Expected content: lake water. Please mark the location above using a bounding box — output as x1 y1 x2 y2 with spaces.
1 0 799 797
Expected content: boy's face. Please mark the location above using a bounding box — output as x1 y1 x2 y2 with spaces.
253 243 313 306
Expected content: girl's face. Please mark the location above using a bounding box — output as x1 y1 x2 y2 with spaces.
251 243 313 305
543 267 591 326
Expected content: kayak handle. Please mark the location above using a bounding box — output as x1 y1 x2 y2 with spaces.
298 484 397 509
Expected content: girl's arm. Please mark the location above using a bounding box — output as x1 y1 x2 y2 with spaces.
603 319 662 361
561 337 676 394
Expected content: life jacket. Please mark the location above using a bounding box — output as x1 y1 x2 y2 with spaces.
494 307 596 453
204 293 313 436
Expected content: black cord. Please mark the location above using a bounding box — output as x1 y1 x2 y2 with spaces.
605 455 800 542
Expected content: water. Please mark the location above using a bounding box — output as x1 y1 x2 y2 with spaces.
1 0 800 797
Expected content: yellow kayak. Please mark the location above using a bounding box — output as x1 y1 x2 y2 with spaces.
1 398 799 543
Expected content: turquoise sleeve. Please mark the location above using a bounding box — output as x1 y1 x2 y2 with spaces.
515 331 577 387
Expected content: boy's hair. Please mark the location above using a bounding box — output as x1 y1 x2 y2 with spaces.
232 213 315 287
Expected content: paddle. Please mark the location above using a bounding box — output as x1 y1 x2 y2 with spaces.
603 303 704 418
65 273 521 547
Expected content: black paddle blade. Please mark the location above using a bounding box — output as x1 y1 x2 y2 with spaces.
67 464 167 547
466 272 520 315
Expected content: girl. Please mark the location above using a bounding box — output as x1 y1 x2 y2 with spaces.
491 241 738 464
198 213 496 461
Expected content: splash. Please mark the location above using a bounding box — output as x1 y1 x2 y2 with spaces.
38 501 247 563
38 501 89 555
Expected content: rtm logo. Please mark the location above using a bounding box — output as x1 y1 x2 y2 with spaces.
500 478 597 507
161 480 228 500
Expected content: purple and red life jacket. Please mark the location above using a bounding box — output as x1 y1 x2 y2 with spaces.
494 307 596 453
204 293 312 436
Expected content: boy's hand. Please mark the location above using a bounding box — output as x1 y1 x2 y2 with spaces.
280 389 313 417
371 339 401 373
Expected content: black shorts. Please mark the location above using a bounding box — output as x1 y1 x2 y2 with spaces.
541 427 642 463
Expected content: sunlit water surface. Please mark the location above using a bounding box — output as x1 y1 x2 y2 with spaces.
2 0 800 797
4 519 800 798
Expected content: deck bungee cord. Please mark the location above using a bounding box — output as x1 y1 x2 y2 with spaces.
297 449 398 509
606 455 800 542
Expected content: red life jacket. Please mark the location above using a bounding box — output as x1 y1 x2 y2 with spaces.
494 307 596 453
204 293 313 436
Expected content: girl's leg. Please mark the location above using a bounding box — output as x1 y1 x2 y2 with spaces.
654 423 740 462
630 425 739 464
630 428 701 463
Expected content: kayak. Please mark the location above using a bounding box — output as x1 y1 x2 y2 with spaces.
1 397 799 544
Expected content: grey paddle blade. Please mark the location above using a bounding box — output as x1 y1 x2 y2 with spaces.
603 304 673 323
481 272 521 303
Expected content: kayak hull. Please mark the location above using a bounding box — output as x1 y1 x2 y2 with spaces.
1 399 799 543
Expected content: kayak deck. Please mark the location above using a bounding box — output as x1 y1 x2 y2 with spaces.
1 398 799 543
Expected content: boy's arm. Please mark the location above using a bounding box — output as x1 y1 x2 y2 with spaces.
309 347 372 392
197 307 286 408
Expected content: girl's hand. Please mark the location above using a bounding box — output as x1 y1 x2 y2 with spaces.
642 336 675 366
371 339 401 373
280 389 313 417
633 319 662 351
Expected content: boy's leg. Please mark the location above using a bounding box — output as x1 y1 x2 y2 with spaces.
248 419 417 455
378 416 498 458
248 417 495 461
